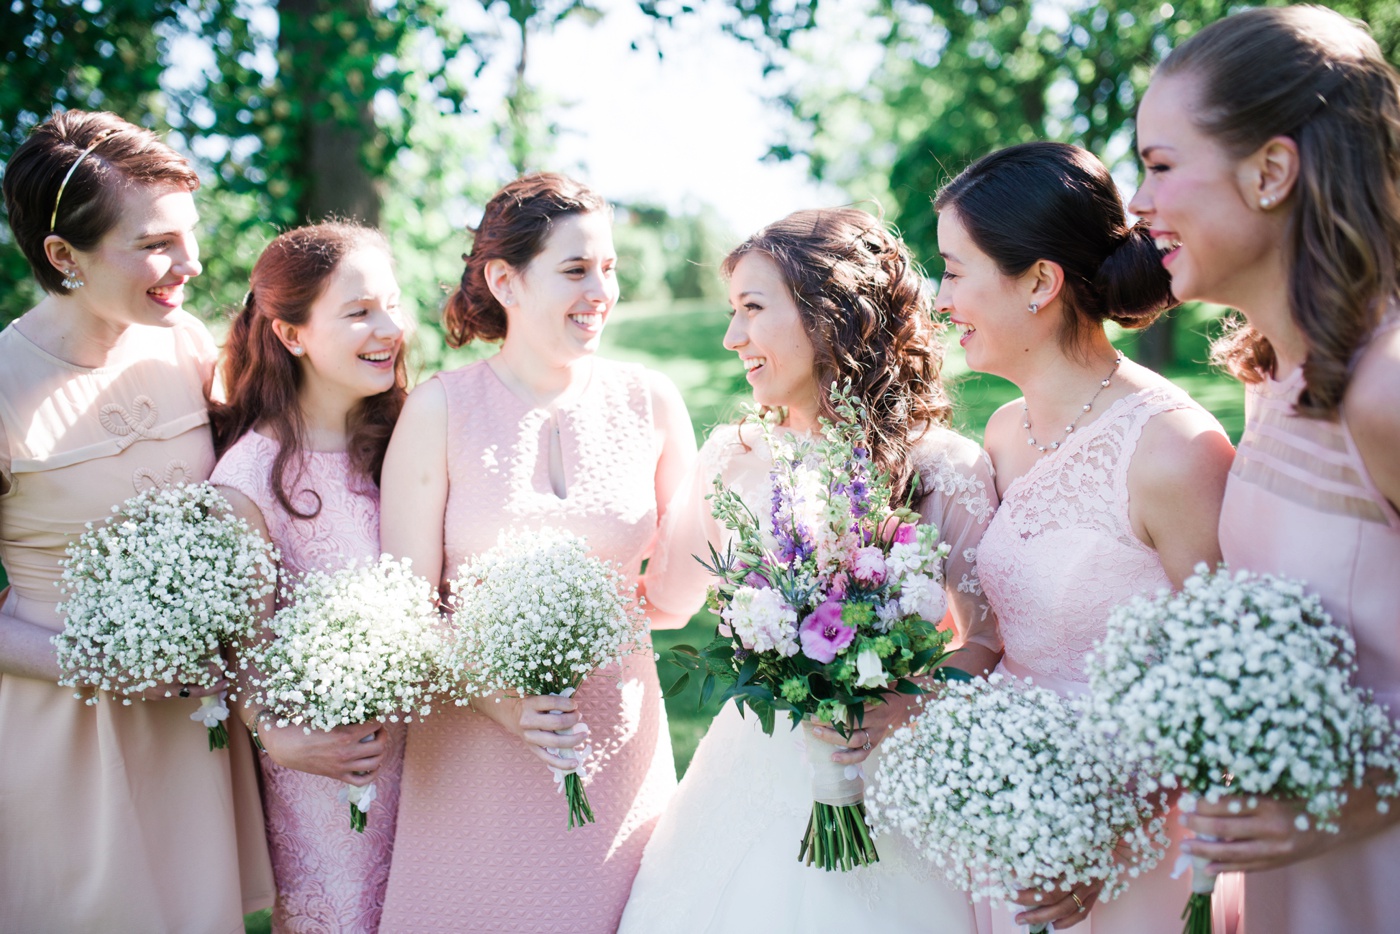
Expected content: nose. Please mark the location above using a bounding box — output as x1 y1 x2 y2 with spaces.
375 307 405 340
1127 181 1152 220
722 314 746 352
176 233 202 278
584 268 615 306
933 279 952 315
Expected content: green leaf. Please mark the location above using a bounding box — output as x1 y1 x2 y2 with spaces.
662 672 690 698
935 666 974 683
699 672 717 707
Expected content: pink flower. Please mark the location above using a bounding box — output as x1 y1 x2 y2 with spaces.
851 546 887 585
893 523 917 545
826 571 850 602
799 600 855 663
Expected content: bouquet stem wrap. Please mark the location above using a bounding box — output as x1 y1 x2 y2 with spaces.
341 781 378 834
1174 846 1217 934
546 688 595 830
799 720 878 871
192 693 231 750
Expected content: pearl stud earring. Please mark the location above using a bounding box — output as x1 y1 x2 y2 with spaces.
1028 302 1039 314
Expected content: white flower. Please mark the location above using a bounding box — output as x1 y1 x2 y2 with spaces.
854 647 887 689
722 586 800 657
897 572 947 623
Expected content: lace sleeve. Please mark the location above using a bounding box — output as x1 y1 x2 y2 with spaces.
912 429 1003 654
0 416 10 495
641 426 739 618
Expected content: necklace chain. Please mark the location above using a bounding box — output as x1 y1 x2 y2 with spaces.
1022 353 1124 454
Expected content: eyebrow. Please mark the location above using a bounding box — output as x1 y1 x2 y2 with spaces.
736 290 765 300
938 251 958 262
1139 145 1170 160
131 221 198 242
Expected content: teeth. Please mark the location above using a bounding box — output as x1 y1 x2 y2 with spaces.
744 358 765 372
569 312 602 327
1154 236 1182 253
359 351 392 362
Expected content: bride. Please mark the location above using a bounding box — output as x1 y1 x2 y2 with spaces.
619 207 1002 933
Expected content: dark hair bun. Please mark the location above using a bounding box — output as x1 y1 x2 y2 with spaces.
1095 224 1176 329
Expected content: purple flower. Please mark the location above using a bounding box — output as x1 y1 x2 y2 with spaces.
799 600 855 663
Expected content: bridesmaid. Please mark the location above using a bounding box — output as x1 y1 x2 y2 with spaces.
377 172 697 933
0 110 273 931
619 207 1001 934
934 141 1237 932
1130 7 1400 931
211 222 409 932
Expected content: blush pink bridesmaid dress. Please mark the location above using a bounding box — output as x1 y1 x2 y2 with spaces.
1218 314 1400 933
377 358 677 934
976 383 1240 934
212 429 404 934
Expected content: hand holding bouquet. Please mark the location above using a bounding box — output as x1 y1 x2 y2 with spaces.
445 528 651 830
668 383 960 871
1083 564 1400 934
55 482 278 749
243 555 445 831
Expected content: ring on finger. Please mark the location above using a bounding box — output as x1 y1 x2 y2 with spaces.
860 729 872 751
1070 891 1085 912
178 685 191 698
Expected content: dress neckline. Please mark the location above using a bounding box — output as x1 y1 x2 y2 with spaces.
481 356 597 414
999 384 1173 502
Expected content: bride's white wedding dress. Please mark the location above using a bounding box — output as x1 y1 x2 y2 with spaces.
620 422 1001 934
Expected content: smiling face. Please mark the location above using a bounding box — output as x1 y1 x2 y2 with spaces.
65 182 202 328
286 247 406 407
932 208 1035 378
503 210 619 364
724 252 820 419
1128 73 1283 309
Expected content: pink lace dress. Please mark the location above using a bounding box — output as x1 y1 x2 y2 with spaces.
378 359 677 934
976 383 1238 934
212 430 404 934
1218 314 1400 933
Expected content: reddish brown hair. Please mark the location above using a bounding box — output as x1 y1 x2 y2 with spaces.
723 207 950 505
1162 6 1400 418
211 222 407 518
444 172 608 347
2 110 200 294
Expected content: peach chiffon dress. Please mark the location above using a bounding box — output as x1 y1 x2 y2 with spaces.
378 358 676 934
1219 314 1400 933
0 313 273 933
212 430 404 933
976 383 1240 934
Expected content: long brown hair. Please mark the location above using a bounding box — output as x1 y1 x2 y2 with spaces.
211 222 408 518
1160 6 1400 419
443 172 608 347
723 207 950 505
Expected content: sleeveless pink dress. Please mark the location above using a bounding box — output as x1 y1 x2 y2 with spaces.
378 359 677 934
1218 315 1400 933
212 430 404 934
0 313 273 933
976 383 1239 934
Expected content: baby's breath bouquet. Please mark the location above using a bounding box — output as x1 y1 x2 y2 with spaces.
445 528 650 830
667 383 959 871
1083 564 1400 934
243 555 445 832
54 482 278 750
869 675 1167 932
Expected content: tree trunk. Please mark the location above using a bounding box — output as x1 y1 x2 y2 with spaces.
279 0 383 225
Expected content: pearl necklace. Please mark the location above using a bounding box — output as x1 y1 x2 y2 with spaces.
1023 353 1124 454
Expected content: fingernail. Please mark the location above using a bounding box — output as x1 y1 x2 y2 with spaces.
1181 841 1194 855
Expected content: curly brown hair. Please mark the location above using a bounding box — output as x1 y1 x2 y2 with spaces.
1161 6 1400 419
722 207 951 505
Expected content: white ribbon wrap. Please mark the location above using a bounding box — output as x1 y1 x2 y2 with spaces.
340 780 378 813
545 688 592 792
191 692 230 727
1170 838 1219 895
802 720 866 807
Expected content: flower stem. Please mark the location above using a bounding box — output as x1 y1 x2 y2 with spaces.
564 772 594 830
349 802 368 834
1181 893 1212 934
798 802 879 871
206 722 229 751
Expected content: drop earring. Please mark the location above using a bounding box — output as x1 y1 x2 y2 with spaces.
61 269 84 290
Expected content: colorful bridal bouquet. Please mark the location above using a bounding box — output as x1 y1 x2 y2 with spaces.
242 555 445 831
445 528 651 830
55 482 278 749
667 384 960 871
1082 564 1400 934
868 675 1168 932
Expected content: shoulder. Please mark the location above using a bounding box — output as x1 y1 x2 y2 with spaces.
1131 393 1234 493
398 375 450 428
639 367 691 431
909 425 998 525
211 432 276 504
1344 325 1400 500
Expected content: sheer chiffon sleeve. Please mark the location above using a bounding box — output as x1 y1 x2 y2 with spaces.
910 427 1002 655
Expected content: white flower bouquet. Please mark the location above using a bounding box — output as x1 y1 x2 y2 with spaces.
869 675 1168 932
667 383 959 871
445 528 650 830
243 555 446 831
54 482 278 750
1082 564 1400 934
